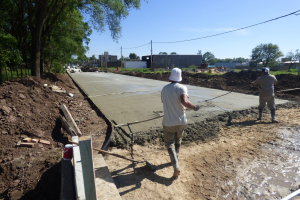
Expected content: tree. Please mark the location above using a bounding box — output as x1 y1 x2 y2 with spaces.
202 52 215 65
90 55 97 60
251 43 283 68
42 8 91 73
285 50 300 71
197 50 202 55
159 52 168 55
129 53 138 59
7 0 141 78
0 30 22 84
170 52 177 55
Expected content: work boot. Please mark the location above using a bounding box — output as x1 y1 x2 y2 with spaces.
175 143 181 161
271 109 278 123
167 148 180 177
257 109 263 120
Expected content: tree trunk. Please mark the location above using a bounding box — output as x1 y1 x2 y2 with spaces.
40 46 44 75
288 63 295 72
31 31 41 77
20 63 23 77
0 64 2 85
5 67 9 81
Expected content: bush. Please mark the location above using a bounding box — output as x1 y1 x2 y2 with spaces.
51 62 65 74
188 65 197 69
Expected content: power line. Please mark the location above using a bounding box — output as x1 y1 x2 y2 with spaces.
111 48 120 54
123 42 150 49
153 9 300 44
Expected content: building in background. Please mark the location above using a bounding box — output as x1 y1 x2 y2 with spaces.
98 51 118 67
142 54 202 69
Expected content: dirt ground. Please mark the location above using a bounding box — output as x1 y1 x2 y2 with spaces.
0 73 107 200
105 107 300 200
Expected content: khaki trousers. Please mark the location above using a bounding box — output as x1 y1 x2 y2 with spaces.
163 125 185 149
258 96 275 110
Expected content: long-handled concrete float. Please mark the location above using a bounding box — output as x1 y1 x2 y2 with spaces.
69 141 156 171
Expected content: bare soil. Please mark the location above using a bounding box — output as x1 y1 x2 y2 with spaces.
106 107 300 200
0 73 107 200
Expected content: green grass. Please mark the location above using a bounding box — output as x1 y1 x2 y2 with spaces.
270 69 298 75
1 69 31 83
120 68 151 73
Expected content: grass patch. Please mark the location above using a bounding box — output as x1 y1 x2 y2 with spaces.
120 68 151 73
270 69 298 76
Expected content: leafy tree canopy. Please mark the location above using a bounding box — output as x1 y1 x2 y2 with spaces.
202 52 215 64
159 52 168 55
129 53 138 59
251 43 283 68
170 52 177 55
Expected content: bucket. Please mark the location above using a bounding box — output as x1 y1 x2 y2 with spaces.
209 69 213 73
63 144 73 160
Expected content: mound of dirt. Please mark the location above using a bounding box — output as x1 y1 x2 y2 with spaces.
0 73 107 200
112 70 300 101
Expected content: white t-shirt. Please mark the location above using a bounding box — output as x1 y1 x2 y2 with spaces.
161 83 188 126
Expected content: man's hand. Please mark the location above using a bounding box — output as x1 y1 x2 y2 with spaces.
193 105 200 111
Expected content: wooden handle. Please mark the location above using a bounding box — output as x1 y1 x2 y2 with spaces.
69 141 144 163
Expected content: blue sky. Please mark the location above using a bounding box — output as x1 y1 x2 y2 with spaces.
84 0 300 60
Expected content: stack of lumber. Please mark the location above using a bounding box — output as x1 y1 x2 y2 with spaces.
60 104 82 137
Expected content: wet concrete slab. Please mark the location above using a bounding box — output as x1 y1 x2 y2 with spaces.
69 72 289 134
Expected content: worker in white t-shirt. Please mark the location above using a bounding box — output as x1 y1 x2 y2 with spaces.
161 68 200 178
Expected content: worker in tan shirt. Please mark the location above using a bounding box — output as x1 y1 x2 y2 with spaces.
251 67 278 123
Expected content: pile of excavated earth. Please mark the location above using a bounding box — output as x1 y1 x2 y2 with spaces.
0 73 107 200
1 70 300 199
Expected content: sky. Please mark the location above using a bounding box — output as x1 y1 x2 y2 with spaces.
84 0 300 60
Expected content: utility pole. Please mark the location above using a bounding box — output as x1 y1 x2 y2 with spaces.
121 46 123 68
121 46 122 60
297 49 300 76
151 40 153 71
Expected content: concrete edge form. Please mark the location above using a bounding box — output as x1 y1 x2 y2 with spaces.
67 71 113 151
79 136 97 200
60 156 75 200
94 155 122 200
72 136 86 199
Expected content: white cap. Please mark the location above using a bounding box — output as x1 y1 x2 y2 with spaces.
169 68 182 82
262 67 270 74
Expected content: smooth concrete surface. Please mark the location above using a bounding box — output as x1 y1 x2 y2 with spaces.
70 72 288 134
94 155 122 200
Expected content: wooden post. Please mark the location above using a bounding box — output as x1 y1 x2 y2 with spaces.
61 104 82 136
79 136 97 200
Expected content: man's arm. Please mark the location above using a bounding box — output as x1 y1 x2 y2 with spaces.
251 77 260 87
274 76 277 86
180 94 198 110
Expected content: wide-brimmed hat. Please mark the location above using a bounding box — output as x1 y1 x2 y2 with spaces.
169 68 182 82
